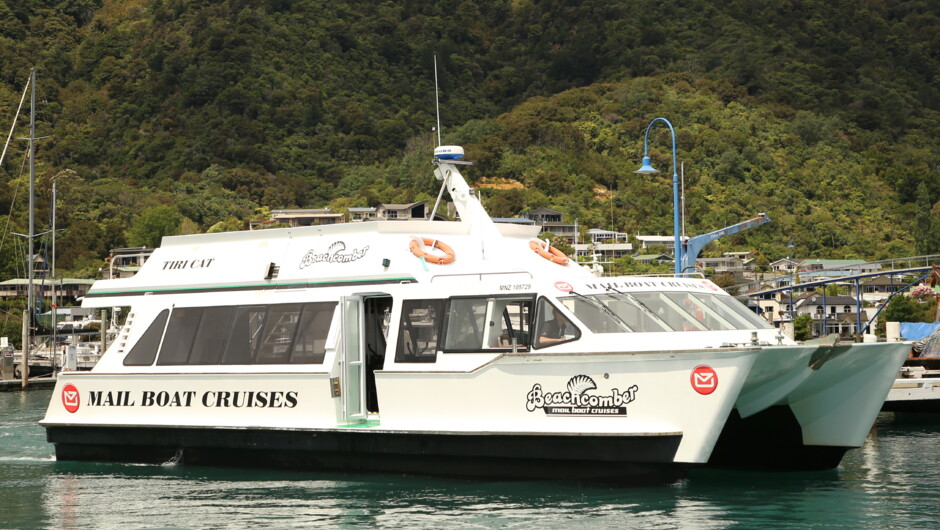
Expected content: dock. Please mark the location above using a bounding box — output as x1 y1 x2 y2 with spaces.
0 375 57 391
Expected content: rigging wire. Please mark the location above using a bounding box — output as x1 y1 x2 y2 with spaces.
0 149 28 259
0 73 30 169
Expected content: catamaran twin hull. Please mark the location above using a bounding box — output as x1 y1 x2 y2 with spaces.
40 271 907 483
40 152 908 484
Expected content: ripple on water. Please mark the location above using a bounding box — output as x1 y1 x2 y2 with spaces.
5 391 940 528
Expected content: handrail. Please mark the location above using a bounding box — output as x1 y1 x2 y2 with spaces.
429 271 533 283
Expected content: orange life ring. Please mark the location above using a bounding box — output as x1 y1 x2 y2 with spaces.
529 239 569 265
410 237 456 265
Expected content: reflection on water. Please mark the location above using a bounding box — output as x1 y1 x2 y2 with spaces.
4 391 940 528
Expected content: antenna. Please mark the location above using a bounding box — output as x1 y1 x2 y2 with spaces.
433 54 442 146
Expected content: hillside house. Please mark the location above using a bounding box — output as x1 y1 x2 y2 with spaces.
635 235 678 256
377 202 429 221
522 208 578 243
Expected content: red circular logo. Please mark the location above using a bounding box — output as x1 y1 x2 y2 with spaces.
62 383 80 413
554 281 573 292
690 365 718 395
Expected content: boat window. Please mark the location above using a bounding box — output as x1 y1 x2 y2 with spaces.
255 304 303 364
156 307 204 365
666 292 769 330
561 291 774 332
660 292 735 331
123 309 169 366
442 296 533 352
561 293 671 333
221 306 267 364
533 298 580 349
289 302 337 364
189 306 235 364
559 296 633 333
395 299 444 363
126 302 337 366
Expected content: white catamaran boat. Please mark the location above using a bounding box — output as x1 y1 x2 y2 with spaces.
41 146 909 484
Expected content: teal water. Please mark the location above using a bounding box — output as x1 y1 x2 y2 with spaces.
3 390 940 529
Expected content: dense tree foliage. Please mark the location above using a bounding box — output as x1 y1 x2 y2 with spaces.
0 0 939 283
793 314 813 341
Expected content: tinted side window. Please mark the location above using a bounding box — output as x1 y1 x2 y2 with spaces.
443 298 486 350
221 306 267 364
189 306 235 364
442 297 532 352
533 298 580 349
124 310 169 366
290 302 336 364
395 299 444 363
256 304 302 364
157 307 204 365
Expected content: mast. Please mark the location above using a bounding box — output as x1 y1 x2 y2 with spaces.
51 176 57 373
23 68 35 389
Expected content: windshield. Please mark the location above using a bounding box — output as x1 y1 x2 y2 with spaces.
560 291 772 333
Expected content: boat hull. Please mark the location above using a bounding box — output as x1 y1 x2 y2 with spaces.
46 425 689 484
709 342 909 469
41 346 758 485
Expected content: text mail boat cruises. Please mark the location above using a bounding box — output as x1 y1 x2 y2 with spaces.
42 147 909 484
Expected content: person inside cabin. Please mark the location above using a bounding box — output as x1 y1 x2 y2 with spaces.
538 306 569 346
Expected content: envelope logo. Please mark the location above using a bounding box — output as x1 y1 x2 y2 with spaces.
691 366 718 395
62 384 81 413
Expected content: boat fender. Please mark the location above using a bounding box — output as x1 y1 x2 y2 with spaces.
529 238 569 266
409 237 456 265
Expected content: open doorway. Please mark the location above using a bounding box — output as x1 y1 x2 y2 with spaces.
363 296 392 413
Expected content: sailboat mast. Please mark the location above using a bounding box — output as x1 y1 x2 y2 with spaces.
23 68 35 389
52 177 57 373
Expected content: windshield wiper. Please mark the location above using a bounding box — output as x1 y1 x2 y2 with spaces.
602 286 671 330
569 290 633 332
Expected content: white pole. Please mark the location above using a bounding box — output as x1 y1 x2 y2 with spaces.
23 68 35 390
51 177 57 372
433 55 441 146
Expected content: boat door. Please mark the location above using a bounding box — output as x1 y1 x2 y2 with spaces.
340 296 366 423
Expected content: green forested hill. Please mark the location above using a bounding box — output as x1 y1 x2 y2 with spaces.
0 0 939 279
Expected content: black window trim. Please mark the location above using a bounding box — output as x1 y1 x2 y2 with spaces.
532 296 582 350
394 298 446 363
440 294 536 354
137 302 338 366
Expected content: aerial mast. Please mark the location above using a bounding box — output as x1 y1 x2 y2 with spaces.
23 68 35 389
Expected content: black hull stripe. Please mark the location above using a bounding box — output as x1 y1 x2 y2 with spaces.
47 426 687 484
84 277 416 298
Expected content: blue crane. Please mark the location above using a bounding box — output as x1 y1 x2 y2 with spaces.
681 213 771 272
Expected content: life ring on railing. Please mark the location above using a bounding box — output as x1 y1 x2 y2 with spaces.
409 237 456 265
529 238 569 265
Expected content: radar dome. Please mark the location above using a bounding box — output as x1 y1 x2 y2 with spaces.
434 146 464 160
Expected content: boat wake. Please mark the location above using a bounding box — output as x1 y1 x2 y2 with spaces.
161 448 184 467
0 455 56 463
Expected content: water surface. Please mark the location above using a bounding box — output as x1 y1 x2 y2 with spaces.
3 390 939 528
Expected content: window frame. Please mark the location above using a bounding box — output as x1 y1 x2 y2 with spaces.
395 299 445 363
532 297 581 350
123 309 170 366
141 302 337 366
440 294 535 353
